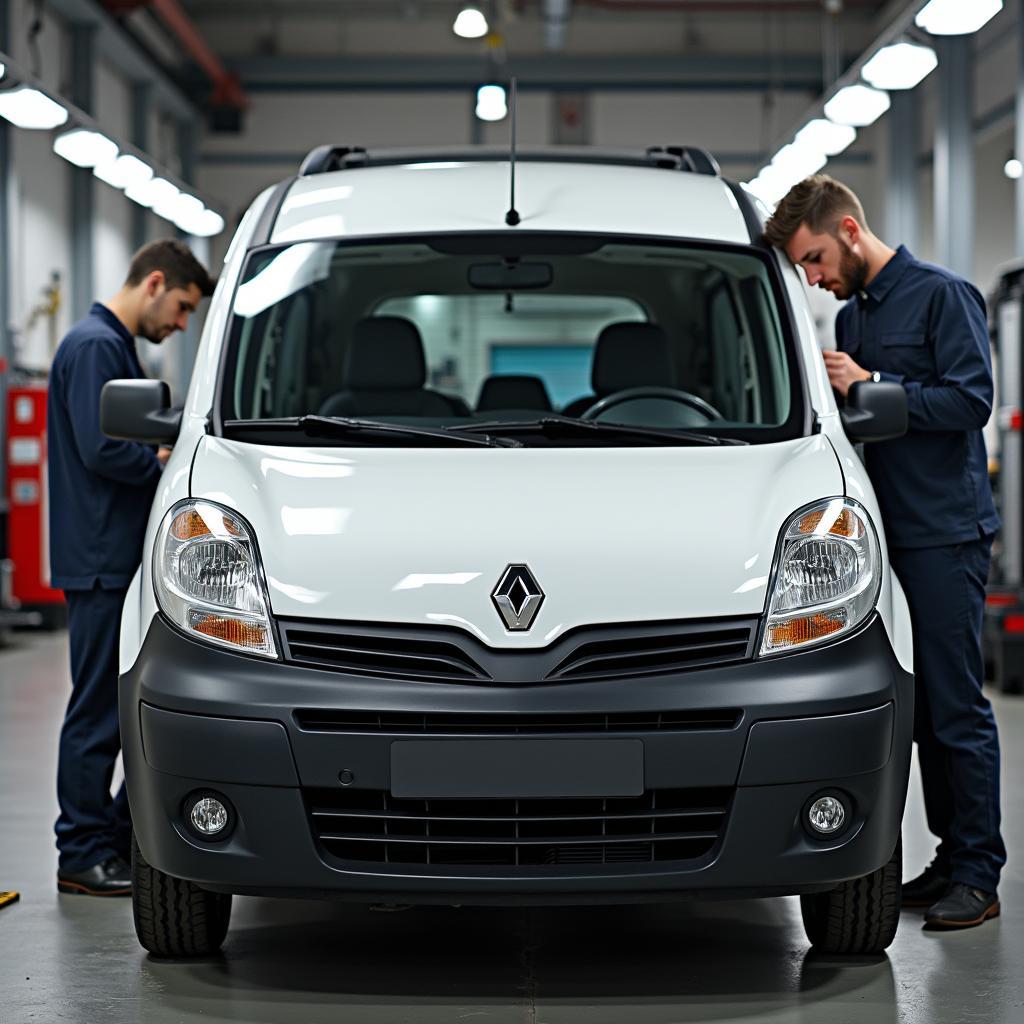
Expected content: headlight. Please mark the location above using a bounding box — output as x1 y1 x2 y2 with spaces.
154 500 277 658
760 497 880 657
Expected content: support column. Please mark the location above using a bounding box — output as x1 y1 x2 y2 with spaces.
177 118 198 186
1016 8 1024 257
70 24 97 320
175 118 203 399
469 90 483 145
0 0 12 548
887 89 918 253
933 36 974 278
131 83 151 251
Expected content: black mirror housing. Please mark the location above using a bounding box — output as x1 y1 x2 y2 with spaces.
100 379 182 445
840 380 908 443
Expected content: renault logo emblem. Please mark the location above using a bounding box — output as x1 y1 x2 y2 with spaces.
492 564 544 631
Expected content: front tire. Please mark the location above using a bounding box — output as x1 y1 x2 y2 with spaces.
800 834 901 954
131 833 232 957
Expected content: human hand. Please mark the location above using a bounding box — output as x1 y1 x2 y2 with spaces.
822 350 871 398
157 447 172 467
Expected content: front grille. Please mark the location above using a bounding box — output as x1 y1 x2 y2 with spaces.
546 626 754 680
294 708 742 734
283 626 488 681
307 787 731 868
280 617 757 684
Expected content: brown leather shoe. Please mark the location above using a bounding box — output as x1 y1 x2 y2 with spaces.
923 883 1000 929
57 856 132 897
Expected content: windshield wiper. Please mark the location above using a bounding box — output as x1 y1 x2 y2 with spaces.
459 415 746 446
224 416 522 448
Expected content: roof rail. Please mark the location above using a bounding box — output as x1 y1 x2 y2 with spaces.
297 144 721 178
645 146 720 176
299 145 370 175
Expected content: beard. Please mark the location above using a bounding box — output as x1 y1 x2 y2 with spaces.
138 318 171 345
834 240 870 300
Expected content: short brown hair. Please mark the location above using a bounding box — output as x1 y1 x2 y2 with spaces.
762 174 868 249
125 238 216 297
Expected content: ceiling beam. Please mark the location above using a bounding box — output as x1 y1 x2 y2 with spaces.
222 53 840 93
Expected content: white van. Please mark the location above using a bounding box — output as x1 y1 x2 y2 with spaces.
103 145 914 959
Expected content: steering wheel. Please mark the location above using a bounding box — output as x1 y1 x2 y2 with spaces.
580 386 724 423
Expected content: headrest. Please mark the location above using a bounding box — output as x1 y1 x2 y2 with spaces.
592 322 674 396
345 316 426 390
476 375 553 412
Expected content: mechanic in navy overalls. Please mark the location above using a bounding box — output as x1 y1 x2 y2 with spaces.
763 174 1006 930
47 240 214 896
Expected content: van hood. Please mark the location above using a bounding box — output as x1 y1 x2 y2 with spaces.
190 436 843 648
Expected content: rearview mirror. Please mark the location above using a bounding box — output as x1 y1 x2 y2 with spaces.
100 379 182 445
468 261 553 290
840 381 907 443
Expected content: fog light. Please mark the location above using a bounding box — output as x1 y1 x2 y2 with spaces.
190 796 229 836
808 796 846 835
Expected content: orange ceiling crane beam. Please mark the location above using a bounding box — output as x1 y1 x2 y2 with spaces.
104 0 247 110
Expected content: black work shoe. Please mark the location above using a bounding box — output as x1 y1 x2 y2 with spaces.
57 856 132 897
902 861 952 907
923 883 1000 930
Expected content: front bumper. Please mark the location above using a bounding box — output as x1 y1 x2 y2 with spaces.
122 614 912 904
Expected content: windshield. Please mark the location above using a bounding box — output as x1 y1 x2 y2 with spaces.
219 233 803 445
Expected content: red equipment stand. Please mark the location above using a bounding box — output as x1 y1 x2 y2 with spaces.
5 383 64 625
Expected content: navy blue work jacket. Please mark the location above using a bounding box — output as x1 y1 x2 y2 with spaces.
47 303 162 590
836 246 999 549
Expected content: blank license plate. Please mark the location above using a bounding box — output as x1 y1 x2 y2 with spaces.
390 738 644 798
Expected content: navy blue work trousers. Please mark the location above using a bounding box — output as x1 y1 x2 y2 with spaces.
890 537 1006 893
55 585 131 871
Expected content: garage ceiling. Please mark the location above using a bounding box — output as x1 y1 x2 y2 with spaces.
109 0 895 98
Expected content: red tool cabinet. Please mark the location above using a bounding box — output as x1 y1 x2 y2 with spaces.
6 384 64 611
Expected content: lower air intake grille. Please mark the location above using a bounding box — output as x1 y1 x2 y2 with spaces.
307 787 731 868
294 708 742 734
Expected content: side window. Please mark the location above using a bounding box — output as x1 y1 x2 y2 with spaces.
234 291 313 418
709 279 779 423
708 283 744 420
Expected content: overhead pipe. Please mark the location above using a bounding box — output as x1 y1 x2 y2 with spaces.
575 0 875 11
103 0 246 109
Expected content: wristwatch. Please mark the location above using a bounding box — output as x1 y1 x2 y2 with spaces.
870 370 881 383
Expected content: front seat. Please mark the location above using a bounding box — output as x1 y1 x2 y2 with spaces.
561 321 674 417
476 374 553 413
319 316 460 417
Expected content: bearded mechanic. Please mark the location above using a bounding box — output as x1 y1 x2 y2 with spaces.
761 173 1005 930
47 239 215 896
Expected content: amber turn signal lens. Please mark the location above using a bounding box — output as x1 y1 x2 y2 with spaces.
170 509 213 540
222 516 244 537
795 507 860 538
190 614 268 649
767 611 846 648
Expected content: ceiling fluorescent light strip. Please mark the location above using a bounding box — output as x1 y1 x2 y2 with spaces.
0 48 227 235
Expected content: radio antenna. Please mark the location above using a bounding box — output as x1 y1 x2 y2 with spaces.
505 77 520 226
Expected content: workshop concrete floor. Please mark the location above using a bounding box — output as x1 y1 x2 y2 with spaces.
1 630 1021 1024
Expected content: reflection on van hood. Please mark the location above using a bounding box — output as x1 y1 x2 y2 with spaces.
190 436 843 648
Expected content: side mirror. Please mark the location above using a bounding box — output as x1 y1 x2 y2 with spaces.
100 379 182 444
840 380 907 443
